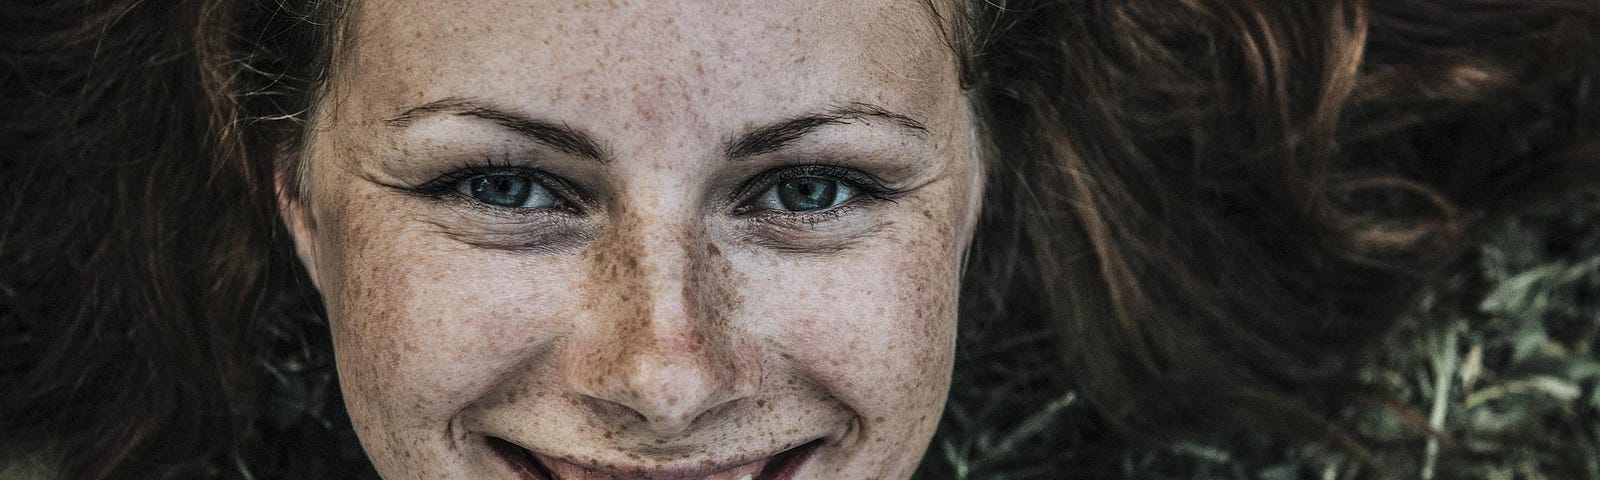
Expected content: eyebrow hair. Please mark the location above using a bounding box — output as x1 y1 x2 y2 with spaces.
725 102 929 159
384 98 928 162
384 97 609 161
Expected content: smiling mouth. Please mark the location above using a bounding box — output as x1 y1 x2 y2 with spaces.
488 436 822 480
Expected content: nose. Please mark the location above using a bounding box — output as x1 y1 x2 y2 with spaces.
564 220 760 435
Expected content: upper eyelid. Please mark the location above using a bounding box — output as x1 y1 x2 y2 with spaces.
408 162 896 214
731 167 899 218
413 165 576 197
401 166 599 219
731 164 896 203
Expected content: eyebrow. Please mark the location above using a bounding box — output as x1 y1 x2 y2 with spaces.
725 102 929 159
383 98 928 161
384 97 610 161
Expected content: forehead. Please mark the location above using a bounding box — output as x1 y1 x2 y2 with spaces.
339 0 958 137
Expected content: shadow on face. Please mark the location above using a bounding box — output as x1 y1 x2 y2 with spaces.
279 1 982 478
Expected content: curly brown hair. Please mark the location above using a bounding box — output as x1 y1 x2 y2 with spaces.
2 0 1597 478
958 0 1600 449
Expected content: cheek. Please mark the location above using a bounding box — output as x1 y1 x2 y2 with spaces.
314 191 581 438
746 219 961 430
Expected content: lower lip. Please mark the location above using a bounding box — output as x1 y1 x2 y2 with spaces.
489 437 822 480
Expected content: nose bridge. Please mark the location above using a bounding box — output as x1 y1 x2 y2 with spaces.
567 207 756 433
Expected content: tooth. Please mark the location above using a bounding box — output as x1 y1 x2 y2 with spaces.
739 476 752 480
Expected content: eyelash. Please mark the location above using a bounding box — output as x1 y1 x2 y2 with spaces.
408 157 585 214
409 158 902 218
731 164 902 216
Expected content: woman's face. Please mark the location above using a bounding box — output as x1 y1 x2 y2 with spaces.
282 1 980 478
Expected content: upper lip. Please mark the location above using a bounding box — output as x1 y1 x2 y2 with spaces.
502 437 821 480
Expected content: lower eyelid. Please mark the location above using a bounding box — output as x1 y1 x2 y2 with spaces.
748 196 874 227
735 210 891 255
430 193 579 221
420 212 594 252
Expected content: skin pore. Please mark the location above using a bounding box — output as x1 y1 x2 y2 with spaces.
279 1 982 478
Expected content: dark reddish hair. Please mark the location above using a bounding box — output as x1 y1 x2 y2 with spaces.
2 0 1598 477
0 0 336 477
953 0 1600 463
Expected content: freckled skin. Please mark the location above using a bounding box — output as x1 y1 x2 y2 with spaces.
281 1 981 479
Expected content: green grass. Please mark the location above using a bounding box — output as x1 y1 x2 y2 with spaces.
919 193 1600 479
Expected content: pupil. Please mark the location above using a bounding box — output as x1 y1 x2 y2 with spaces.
777 177 837 211
470 175 531 207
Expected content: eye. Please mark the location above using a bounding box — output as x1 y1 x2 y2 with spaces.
753 176 860 212
456 174 561 209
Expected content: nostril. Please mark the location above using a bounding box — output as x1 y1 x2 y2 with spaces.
687 395 743 426
577 395 648 425
576 392 745 433
574 352 746 430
